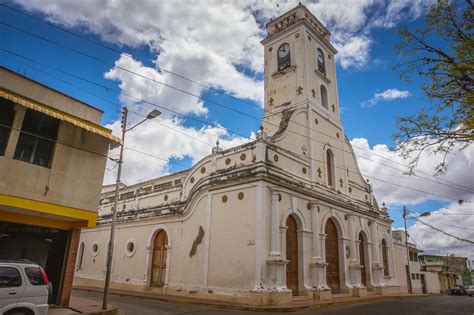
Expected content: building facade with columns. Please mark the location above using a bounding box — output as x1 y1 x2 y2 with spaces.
74 5 401 305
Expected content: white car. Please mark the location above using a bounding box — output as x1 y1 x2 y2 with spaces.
467 285 474 297
0 260 49 315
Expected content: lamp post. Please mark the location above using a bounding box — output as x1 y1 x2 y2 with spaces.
102 107 161 310
403 206 430 294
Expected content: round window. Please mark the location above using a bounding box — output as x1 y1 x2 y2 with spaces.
125 240 136 257
91 242 99 256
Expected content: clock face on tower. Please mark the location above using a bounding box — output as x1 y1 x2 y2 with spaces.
278 43 290 58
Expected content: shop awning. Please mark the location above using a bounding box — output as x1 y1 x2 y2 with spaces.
0 89 122 146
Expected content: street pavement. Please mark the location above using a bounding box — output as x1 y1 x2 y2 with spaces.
73 289 474 315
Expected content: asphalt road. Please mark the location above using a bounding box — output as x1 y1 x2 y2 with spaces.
73 290 474 315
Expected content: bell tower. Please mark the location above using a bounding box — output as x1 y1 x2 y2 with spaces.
261 4 341 136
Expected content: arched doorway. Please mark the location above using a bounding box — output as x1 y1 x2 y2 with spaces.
286 215 299 295
358 233 367 286
151 230 168 287
325 218 340 293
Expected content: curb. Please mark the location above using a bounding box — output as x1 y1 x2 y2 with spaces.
69 305 119 315
73 286 430 312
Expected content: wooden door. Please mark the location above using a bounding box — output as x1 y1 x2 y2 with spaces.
358 233 367 286
286 215 299 295
325 219 340 293
151 230 168 286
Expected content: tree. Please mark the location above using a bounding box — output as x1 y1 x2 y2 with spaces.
393 0 473 175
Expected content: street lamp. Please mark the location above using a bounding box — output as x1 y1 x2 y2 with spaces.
102 107 160 310
403 206 431 294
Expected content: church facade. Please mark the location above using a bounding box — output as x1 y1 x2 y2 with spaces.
74 5 401 305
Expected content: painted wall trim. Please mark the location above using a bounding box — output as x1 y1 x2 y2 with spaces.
0 210 86 230
0 194 97 227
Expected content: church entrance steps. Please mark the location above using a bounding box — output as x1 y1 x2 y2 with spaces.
73 286 429 312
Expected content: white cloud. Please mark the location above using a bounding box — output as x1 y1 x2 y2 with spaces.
361 88 411 107
104 54 208 118
12 0 429 76
408 202 474 261
350 138 474 205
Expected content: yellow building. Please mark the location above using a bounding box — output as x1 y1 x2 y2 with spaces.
0 66 120 306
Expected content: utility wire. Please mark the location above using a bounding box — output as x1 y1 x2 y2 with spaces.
0 19 471 193
414 218 474 245
0 52 216 148
389 208 474 216
2 48 472 201
0 2 264 114
3 2 468 192
1 53 472 204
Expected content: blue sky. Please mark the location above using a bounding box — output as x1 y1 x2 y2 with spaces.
1 1 472 257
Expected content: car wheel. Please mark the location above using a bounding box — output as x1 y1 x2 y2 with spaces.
5 308 34 315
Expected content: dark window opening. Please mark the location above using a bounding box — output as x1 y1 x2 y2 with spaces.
77 242 85 270
277 43 291 71
326 149 334 187
320 85 328 109
382 239 389 276
25 266 46 285
14 109 59 168
317 48 326 75
0 267 22 288
0 98 16 156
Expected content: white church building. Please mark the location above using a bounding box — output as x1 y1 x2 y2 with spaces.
74 4 401 305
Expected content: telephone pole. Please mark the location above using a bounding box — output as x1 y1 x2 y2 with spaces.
102 107 160 309
403 205 413 294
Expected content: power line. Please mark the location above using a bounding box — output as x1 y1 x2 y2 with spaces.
389 208 474 216
0 2 264 114
414 218 474 245
3 48 473 202
1 53 216 149
0 18 472 194
432 222 474 232
4 2 470 193
2 56 472 204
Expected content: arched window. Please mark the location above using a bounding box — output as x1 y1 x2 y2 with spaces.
382 239 389 276
320 85 328 109
77 242 85 270
277 43 291 71
326 149 334 187
317 48 325 75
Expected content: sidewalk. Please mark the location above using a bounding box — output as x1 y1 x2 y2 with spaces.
48 296 118 315
73 286 429 312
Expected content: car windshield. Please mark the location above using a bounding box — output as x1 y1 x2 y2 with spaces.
24 266 46 285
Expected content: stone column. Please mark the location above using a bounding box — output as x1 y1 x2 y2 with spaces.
348 216 366 296
388 230 399 286
310 201 321 260
269 188 281 256
370 220 384 290
265 188 289 294
370 220 380 263
348 215 357 261
309 203 330 300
